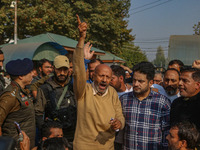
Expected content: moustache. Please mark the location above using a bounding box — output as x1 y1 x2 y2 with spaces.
99 81 107 86
165 86 177 95
58 74 66 77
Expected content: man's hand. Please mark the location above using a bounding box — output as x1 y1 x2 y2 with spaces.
76 14 87 39
84 42 94 60
20 131 30 150
109 118 122 131
192 60 200 69
120 65 133 73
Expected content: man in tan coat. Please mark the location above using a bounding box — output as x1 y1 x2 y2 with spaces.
72 15 125 150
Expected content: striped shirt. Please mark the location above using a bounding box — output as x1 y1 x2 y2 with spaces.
120 90 171 150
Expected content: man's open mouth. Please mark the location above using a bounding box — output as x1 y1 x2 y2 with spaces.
99 83 107 90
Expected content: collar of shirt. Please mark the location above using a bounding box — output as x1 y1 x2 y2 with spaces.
91 82 108 97
118 86 133 97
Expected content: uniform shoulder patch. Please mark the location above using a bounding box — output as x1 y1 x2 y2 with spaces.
10 89 17 97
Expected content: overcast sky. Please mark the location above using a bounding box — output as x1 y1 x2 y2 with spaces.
128 0 200 61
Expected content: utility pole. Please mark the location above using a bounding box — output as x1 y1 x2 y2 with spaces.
11 1 17 44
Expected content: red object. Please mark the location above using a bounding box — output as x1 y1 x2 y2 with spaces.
25 101 29 106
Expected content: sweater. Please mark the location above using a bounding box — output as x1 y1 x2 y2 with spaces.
73 47 125 150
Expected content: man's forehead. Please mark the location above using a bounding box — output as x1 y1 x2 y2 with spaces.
180 71 193 79
112 73 118 78
50 127 62 132
133 71 147 78
89 61 100 68
164 71 179 79
97 69 112 75
169 64 180 69
170 127 179 134
96 66 112 76
43 61 52 66
165 70 179 76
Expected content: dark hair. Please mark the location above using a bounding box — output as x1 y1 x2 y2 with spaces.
41 121 63 138
0 50 4 55
110 65 126 83
41 137 69 150
180 67 200 82
9 75 19 81
171 121 199 149
89 58 103 65
39 59 52 68
133 61 155 81
192 70 200 82
168 59 184 67
164 68 180 76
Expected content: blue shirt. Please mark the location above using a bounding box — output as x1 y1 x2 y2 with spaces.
120 90 171 150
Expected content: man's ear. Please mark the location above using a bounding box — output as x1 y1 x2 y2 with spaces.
196 82 200 89
52 66 55 71
39 67 42 72
180 140 187 148
119 75 124 83
149 80 153 87
18 75 23 80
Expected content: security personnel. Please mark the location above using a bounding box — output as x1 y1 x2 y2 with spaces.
0 58 35 149
35 55 76 144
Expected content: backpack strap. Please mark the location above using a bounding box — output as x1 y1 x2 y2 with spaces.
56 85 68 110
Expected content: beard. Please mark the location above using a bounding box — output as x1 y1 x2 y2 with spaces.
133 85 149 96
41 71 47 77
110 82 121 92
94 81 109 95
165 86 178 95
41 70 52 77
168 144 180 150
54 73 68 83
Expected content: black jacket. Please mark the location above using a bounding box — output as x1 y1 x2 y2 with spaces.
171 92 200 131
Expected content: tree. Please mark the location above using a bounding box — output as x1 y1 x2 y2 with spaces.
0 0 134 55
0 0 76 43
118 42 147 68
153 46 166 68
193 22 200 35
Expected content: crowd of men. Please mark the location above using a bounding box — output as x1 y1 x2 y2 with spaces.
0 15 200 150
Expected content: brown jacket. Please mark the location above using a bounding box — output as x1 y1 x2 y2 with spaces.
0 81 35 149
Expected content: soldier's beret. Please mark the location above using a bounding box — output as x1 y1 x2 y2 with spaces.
6 58 33 76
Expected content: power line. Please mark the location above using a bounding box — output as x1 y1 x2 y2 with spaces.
130 0 174 15
141 47 168 49
134 41 169 43
142 49 168 52
133 37 169 41
130 0 161 11
143 50 168 52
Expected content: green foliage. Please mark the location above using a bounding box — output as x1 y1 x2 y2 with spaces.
152 46 166 67
0 0 134 56
193 22 200 35
118 42 147 68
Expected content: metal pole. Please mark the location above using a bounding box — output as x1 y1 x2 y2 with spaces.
14 0 17 44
